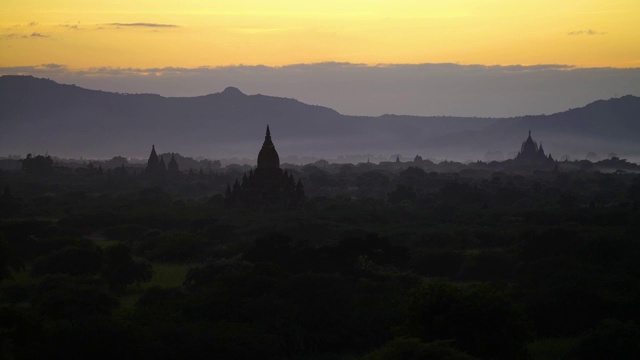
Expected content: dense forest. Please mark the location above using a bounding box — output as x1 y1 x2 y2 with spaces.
2 154 640 359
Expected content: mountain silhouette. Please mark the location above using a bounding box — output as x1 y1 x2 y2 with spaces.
1 75 639 159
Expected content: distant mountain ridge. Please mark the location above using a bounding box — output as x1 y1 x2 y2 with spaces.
1 75 639 160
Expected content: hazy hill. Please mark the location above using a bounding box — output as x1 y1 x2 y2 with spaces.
476 95 640 158
1 75 638 160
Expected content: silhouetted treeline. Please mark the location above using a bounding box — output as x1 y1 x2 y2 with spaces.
2 161 640 359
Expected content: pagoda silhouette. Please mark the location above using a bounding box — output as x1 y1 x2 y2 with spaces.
144 145 183 177
167 154 180 173
514 130 555 166
225 126 304 209
144 145 166 176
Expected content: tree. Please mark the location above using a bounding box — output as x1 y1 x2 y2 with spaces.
244 231 293 269
20 153 54 175
273 273 356 355
33 275 119 321
406 281 530 360
31 245 104 277
360 338 478 360
571 319 640 360
101 243 152 291
0 237 24 281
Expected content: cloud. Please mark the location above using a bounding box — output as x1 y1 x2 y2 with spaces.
59 24 80 30
105 23 178 28
8 22 38 28
41 63 67 70
229 26 299 34
0 64 68 73
1 32 50 40
1 33 27 39
568 29 606 35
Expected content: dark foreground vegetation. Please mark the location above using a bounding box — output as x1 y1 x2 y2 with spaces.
2 156 640 359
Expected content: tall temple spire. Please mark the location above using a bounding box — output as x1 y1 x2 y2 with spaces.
257 125 279 169
168 153 179 173
148 145 158 163
224 125 304 209
146 144 161 175
158 156 167 172
262 125 274 148
515 130 554 165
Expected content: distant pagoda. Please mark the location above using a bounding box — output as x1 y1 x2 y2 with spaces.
514 130 555 166
158 156 167 172
145 145 166 176
167 153 180 173
258 125 280 169
225 126 304 209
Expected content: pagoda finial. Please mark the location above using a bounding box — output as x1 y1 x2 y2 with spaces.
528 129 531 137
258 125 279 168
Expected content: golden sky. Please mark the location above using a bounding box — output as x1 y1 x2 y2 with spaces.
1 0 639 69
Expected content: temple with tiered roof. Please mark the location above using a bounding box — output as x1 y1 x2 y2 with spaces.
144 145 166 176
514 130 555 166
225 126 304 209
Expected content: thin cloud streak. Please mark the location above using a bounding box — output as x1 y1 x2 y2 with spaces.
1 34 26 39
1 32 50 39
568 29 606 35
58 24 80 30
105 23 179 28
